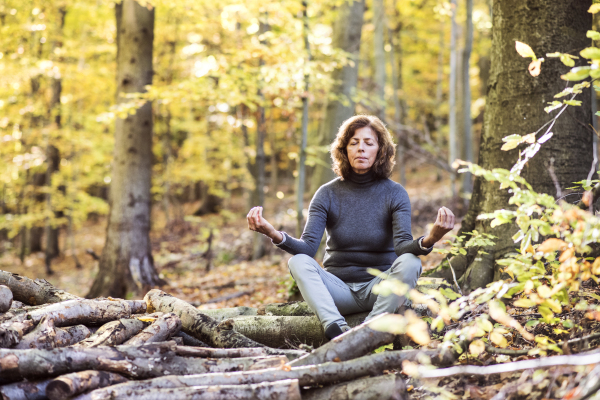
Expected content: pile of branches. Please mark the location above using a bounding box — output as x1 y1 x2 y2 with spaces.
0 270 461 400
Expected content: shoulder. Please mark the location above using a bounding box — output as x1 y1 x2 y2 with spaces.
311 177 341 205
379 178 409 205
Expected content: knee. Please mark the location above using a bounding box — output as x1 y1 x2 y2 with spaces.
392 253 422 276
288 254 316 274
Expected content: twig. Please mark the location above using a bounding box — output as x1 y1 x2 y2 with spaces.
418 351 600 378
485 331 600 356
546 157 562 199
447 258 463 296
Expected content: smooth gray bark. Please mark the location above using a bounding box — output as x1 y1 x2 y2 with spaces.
76 318 147 347
0 285 12 313
297 1 311 237
302 374 407 400
87 0 161 298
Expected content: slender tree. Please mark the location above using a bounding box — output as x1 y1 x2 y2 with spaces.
373 0 386 118
388 1 405 186
461 0 474 195
310 0 365 192
297 0 311 237
433 0 594 291
88 0 162 298
448 0 458 198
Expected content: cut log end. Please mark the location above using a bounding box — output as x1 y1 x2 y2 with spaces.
0 285 12 313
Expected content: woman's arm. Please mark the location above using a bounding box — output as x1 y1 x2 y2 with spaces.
247 188 329 257
391 187 434 256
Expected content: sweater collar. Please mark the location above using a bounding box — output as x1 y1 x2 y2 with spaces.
348 169 376 184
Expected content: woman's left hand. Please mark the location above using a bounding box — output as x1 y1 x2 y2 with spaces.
247 206 283 243
422 207 455 248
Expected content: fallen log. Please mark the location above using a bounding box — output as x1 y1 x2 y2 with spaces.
0 320 35 349
258 301 314 316
15 317 90 349
9 300 25 310
0 341 287 384
76 318 147 347
124 313 181 345
198 307 257 322
82 346 459 398
302 374 407 400
175 346 268 358
288 313 395 367
174 331 209 347
0 378 53 400
227 315 326 348
144 289 275 351
76 379 301 400
0 270 79 305
46 371 128 400
0 285 12 313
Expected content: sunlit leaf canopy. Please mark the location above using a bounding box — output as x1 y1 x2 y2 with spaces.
0 0 491 236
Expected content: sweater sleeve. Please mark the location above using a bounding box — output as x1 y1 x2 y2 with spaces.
391 186 433 257
273 186 328 257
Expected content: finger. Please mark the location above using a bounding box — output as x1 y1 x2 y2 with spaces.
255 207 262 225
439 208 447 224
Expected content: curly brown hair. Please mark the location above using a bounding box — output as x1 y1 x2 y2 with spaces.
330 115 396 180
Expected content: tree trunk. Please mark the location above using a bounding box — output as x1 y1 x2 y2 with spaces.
0 270 79 305
297 1 311 237
144 290 286 352
0 342 284 384
46 371 128 400
447 0 594 291
85 346 459 398
448 0 458 198
15 316 90 350
87 0 161 298
0 299 146 348
288 313 394 367
123 312 181 345
75 318 147 347
0 285 12 313
174 346 267 358
373 0 386 118
80 380 301 400
310 0 365 192
0 378 52 400
461 0 474 195
389 1 406 186
302 374 406 400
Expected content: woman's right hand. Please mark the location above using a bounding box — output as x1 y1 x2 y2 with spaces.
247 207 283 244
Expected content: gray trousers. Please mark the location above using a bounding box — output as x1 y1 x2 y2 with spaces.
288 253 422 330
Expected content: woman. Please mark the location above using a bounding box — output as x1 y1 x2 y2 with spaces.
247 115 455 339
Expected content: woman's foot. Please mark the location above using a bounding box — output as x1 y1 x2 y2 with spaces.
324 323 351 340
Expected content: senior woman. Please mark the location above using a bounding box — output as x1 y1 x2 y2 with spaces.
247 115 455 339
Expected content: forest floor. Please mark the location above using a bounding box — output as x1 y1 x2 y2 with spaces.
0 164 462 309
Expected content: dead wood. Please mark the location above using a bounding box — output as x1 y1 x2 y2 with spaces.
82 346 459 397
302 374 407 400
76 318 147 347
171 336 183 345
0 320 35 349
46 371 128 400
15 316 90 349
206 290 252 304
124 313 181 345
418 351 600 378
0 341 287 384
173 331 209 347
9 301 25 310
77 379 301 400
0 285 12 313
288 313 395 367
0 378 53 400
144 289 273 350
175 346 268 358
0 270 79 305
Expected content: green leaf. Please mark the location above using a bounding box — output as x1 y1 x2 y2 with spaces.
591 69 600 79
514 298 537 308
561 67 591 81
563 100 582 106
588 30 600 40
440 287 461 300
546 52 561 58
560 54 575 67
525 319 540 328
581 47 600 59
545 101 563 113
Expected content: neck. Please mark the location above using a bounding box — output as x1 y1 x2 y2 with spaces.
348 168 376 184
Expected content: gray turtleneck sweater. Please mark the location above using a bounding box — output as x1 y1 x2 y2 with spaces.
275 170 432 282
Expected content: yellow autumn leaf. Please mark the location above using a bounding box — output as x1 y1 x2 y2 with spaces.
514 298 537 308
405 310 431 345
516 41 536 59
537 238 568 253
137 316 157 322
537 285 552 298
490 331 508 348
589 4 600 14
501 140 521 151
469 339 486 356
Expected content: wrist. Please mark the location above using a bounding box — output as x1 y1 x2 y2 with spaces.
421 236 435 249
270 230 284 244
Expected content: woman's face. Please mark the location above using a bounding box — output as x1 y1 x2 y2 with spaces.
346 126 380 174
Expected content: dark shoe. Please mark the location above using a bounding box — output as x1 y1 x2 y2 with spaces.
325 323 350 340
